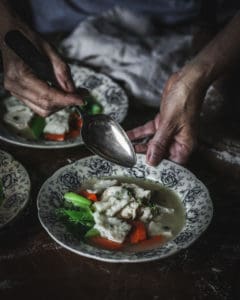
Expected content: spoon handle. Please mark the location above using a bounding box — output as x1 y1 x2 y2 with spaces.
4 30 59 88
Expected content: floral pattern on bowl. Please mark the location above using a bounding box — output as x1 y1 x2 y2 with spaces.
0 150 31 228
37 154 213 263
0 64 128 149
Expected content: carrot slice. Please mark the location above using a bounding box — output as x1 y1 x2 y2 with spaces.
139 235 165 247
89 236 123 250
75 117 83 129
80 190 98 202
128 235 165 252
44 133 65 141
129 221 147 244
69 113 83 129
66 129 81 139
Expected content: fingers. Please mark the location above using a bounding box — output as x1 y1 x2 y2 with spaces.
169 142 193 165
169 131 197 164
11 92 51 116
5 71 83 116
127 119 156 141
134 143 148 153
146 123 197 166
133 126 196 166
23 72 83 107
42 42 75 93
146 123 174 166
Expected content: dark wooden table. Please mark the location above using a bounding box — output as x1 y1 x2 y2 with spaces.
0 103 239 300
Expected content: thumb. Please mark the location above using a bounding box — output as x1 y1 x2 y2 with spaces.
146 124 174 166
42 41 75 93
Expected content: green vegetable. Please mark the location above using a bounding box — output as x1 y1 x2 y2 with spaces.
0 179 4 206
64 192 91 208
29 115 46 138
81 93 103 115
57 208 94 227
85 228 100 238
57 191 97 239
88 103 103 115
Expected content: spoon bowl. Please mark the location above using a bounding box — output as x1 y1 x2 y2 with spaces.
77 107 136 167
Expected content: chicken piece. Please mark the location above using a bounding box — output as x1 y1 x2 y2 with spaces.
44 110 70 135
120 201 140 220
90 179 118 194
3 97 28 113
121 183 151 201
94 186 132 216
93 212 131 243
156 205 175 215
148 221 173 238
149 205 174 221
152 214 163 222
139 206 153 223
4 109 33 131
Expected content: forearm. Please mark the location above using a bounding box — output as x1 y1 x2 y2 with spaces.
184 12 240 92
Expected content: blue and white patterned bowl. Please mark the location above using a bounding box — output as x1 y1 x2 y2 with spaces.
37 154 213 263
0 150 31 229
0 64 128 149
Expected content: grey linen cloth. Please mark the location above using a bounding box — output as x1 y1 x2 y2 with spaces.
62 7 192 107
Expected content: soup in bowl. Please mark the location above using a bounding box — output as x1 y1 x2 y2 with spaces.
37 154 213 262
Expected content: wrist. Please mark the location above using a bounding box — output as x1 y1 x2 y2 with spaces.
181 60 214 92
171 61 213 112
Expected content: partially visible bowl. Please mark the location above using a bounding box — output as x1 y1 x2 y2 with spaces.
0 150 31 229
0 64 128 149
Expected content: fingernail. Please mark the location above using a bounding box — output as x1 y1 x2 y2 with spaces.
146 149 155 165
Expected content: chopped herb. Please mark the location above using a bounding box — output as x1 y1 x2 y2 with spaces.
150 204 162 217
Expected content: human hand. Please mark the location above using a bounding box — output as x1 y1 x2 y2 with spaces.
127 68 207 166
1 26 83 116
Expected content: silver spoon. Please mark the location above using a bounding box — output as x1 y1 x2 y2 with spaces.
4 30 136 167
